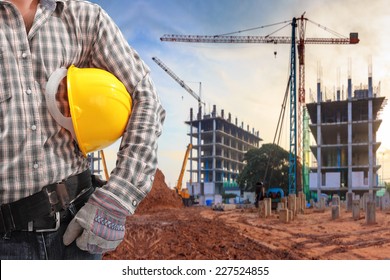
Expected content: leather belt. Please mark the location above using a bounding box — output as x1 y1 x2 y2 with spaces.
0 169 95 234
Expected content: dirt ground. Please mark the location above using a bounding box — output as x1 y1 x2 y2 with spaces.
103 169 390 260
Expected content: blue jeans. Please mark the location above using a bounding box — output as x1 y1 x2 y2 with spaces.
0 220 101 260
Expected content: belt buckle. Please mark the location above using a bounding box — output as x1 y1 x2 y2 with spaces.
35 212 60 233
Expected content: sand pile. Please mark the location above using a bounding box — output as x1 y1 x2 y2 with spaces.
134 168 184 214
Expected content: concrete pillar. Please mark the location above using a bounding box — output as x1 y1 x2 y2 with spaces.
288 209 294 221
298 191 306 214
366 201 376 225
277 202 284 212
258 200 266 218
279 208 289 223
352 199 360 220
362 193 369 211
316 81 322 200
347 75 352 193
332 205 340 220
296 197 302 215
346 192 354 211
265 198 272 217
332 194 340 207
288 194 297 216
301 192 306 211
319 197 326 210
259 199 272 218
281 197 288 209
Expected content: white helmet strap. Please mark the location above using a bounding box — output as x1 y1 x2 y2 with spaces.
45 67 77 140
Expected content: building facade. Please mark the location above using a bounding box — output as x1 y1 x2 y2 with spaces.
185 105 262 202
306 73 386 198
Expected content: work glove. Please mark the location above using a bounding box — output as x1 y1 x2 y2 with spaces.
63 189 129 254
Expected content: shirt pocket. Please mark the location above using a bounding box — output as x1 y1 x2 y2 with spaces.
0 49 12 103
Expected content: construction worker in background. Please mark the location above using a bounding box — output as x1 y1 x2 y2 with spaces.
0 0 165 260
254 181 265 208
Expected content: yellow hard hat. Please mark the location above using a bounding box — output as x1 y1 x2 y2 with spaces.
46 65 132 156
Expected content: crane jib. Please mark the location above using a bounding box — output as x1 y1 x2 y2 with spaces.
160 34 359 45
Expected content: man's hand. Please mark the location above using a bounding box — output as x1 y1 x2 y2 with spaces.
63 189 128 254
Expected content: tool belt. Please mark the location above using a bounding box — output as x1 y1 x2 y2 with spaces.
0 170 103 235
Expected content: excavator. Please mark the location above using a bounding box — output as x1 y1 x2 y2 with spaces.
175 143 198 206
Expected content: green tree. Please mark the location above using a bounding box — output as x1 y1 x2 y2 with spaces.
237 143 289 194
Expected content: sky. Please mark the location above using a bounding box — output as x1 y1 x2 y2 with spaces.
90 0 390 187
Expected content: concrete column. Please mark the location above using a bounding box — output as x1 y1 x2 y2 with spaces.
332 205 340 220
352 199 360 220
258 200 266 218
368 73 374 196
265 198 272 217
366 201 376 225
346 192 354 211
212 118 216 185
190 108 193 185
259 199 271 218
362 193 369 211
347 76 353 194
320 197 327 209
277 202 284 212
197 107 202 184
288 194 297 216
332 194 340 207
279 208 289 223
296 196 302 215
331 194 341 220
316 80 322 200
281 197 288 209
289 209 294 221
298 191 306 213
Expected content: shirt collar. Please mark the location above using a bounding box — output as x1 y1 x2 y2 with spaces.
41 0 66 12
0 0 66 12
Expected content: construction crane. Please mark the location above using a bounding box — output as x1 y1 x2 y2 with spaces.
152 57 205 109
175 144 198 206
160 13 359 195
152 56 204 187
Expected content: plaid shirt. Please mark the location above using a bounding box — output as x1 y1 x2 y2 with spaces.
0 0 165 213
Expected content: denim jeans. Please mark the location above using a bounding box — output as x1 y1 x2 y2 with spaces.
0 219 102 260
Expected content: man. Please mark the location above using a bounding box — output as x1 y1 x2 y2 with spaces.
0 0 165 259
254 181 264 208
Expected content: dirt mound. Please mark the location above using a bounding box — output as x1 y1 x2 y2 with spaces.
134 168 183 214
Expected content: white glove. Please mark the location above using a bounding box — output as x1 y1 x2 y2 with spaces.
63 189 128 254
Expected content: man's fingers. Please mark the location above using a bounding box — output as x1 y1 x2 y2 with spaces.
63 218 84 246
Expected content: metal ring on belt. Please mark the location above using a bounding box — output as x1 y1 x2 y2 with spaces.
0 170 94 234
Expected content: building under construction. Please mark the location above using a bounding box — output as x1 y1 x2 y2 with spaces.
306 69 386 199
185 105 262 202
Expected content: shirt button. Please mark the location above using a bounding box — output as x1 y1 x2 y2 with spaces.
26 89 32 95
33 163 39 169
132 200 137 207
22 52 27 58
31 125 37 131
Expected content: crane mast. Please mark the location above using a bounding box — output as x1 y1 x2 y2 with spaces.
160 15 359 195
